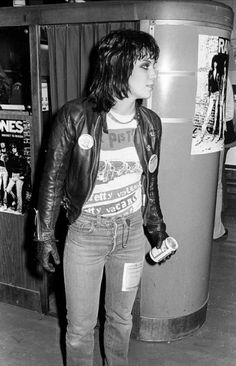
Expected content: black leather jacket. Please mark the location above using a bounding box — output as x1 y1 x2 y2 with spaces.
37 98 166 247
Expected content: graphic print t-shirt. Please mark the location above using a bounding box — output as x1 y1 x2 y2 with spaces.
83 111 143 217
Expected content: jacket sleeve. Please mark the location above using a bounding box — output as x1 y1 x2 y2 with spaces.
37 105 76 241
143 110 168 248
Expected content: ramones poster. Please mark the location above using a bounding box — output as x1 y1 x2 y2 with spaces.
0 116 31 215
191 35 230 155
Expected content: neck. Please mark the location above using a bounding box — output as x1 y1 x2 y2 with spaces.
111 98 136 116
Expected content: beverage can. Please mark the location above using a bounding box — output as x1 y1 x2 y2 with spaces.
149 236 178 263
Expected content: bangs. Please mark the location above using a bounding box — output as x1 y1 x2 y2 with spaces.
136 46 159 62
129 32 160 62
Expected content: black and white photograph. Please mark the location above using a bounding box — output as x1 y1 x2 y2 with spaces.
191 35 230 155
0 2 236 366
0 117 32 214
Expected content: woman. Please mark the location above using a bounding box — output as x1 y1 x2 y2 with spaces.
0 141 8 209
200 54 221 140
36 29 168 366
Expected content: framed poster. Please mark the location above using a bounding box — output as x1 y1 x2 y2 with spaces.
0 111 32 215
191 35 229 155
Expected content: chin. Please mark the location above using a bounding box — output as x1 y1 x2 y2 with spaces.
142 93 152 99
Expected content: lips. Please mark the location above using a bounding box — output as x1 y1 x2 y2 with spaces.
146 85 154 90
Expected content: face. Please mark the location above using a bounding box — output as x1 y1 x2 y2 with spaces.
128 57 157 100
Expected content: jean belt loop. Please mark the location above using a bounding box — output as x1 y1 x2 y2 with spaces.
121 217 126 248
111 219 118 252
121 216 131 248
97 215 102 227
125 218 131 246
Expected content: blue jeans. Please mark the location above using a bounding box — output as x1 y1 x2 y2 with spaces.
63 210 146 366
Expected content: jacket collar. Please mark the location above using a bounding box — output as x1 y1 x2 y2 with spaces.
100 101 143 134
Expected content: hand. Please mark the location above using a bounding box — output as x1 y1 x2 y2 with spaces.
155 230 168 249
36 239 60 272
144 221 168 248
153 221 168 249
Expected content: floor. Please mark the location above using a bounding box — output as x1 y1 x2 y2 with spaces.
0 207 236 366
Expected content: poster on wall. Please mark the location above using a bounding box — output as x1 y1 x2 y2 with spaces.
0 114 32 215
191 35 229 155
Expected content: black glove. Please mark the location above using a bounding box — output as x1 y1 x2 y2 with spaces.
144 221 168 249
155 228 169 249
36 239 60 273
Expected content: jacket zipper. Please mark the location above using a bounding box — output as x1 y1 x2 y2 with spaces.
83 115 101 203
136 123 150 225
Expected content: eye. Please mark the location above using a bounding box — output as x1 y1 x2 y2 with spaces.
141 62 151 70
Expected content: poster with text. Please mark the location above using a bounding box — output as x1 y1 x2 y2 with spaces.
0 115 32 215
191 35 229 155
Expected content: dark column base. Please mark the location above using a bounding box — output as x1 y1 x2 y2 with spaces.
132 299 208 342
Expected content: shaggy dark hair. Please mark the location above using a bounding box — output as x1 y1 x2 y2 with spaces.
89 29 160 112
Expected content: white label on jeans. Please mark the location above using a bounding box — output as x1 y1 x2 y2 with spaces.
122 261 143 292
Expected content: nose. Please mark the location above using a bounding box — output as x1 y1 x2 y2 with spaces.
149 66 157 79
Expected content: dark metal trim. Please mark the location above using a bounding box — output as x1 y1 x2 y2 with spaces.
0 1 233 30
132 299 208 342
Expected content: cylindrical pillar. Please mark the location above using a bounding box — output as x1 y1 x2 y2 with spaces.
132 0 234 341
